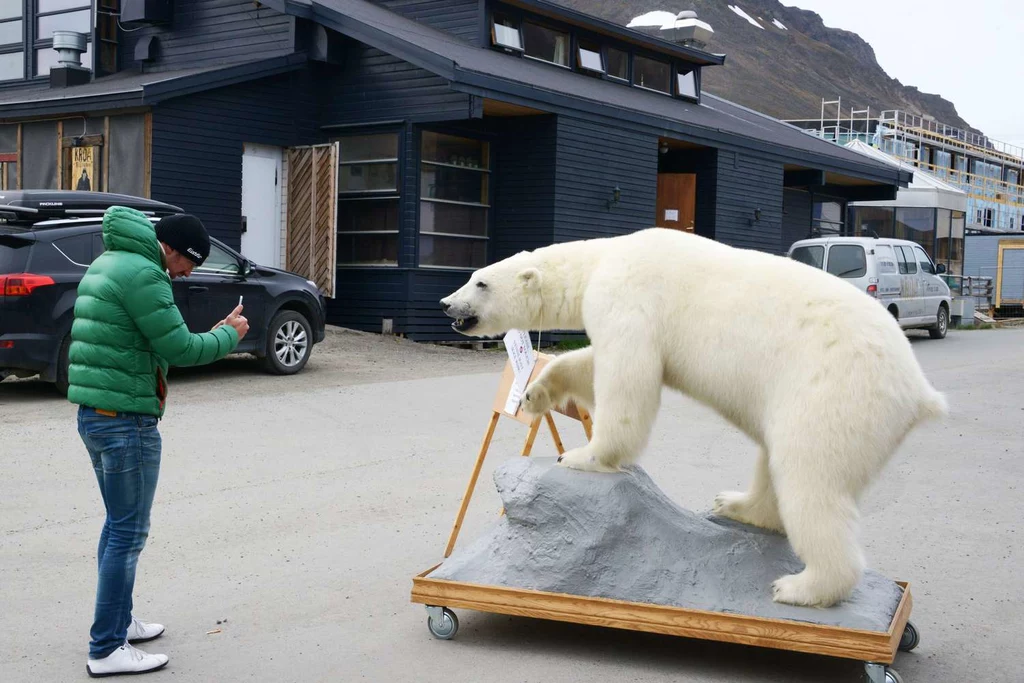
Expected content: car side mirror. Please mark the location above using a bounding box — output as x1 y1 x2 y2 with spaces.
936 263 946 274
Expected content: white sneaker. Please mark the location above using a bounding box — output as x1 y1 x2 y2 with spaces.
87 642 168 678
127 616 165 643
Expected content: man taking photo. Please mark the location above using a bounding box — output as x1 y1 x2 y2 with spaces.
67 207 249 677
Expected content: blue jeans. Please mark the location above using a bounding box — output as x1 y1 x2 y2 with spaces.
78 406 162 660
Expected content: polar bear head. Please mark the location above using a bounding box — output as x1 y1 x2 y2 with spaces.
440 252 543 337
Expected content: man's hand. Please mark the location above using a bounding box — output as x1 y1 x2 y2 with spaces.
224 304 249 341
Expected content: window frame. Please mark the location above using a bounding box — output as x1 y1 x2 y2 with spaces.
912 245 936 275
193 241 242 276
825 244 867 279
0 1 24 83
485 3 701 100
417 129 491 271
896 245 918 275
334 129 404 268
790 244 824 269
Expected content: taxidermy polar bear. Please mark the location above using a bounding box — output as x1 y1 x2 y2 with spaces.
439 228 947 608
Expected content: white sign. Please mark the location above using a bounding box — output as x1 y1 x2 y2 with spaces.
664 209 679 222
502 328 536 415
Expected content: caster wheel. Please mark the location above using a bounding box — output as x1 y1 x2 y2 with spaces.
886 669 904 683
899 621 920 652
427 607 459 640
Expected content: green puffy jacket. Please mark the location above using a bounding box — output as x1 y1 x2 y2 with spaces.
67 206 239 417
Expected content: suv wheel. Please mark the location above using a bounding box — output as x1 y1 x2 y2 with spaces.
929 305 949 340
261 310 312 375
55 334 71 396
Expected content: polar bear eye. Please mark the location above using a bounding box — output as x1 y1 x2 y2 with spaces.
476 281 488 289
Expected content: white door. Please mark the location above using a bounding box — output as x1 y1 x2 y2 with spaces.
241 144 283 268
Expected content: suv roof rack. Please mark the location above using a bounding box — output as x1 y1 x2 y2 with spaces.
0 190 183 226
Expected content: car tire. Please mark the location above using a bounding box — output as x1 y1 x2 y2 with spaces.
55 334 71 396
929 305 949 340
261 310 313 375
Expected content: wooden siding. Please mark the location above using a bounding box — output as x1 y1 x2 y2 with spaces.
492 115 557 260
782 189 812 253
120 0 294 72
369 0 480 42
150 69 320 249
553 117 658 243
328 269 409 331
714 151 785 253
316 45 472 125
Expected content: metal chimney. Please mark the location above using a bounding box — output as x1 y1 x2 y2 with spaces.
52 30 88 68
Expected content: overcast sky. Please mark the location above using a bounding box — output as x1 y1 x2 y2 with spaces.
781 0 1024 149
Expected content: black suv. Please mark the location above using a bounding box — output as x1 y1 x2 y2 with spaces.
1 191 326 393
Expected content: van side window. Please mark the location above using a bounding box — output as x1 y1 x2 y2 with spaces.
826 245 867 278
892 245 917 274
874 245 898 274
897 246 918 274
913 246 935 274
790 245 824 269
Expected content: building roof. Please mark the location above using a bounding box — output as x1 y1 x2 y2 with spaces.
276 0 908 187
0 52 306 121
844 140 967 212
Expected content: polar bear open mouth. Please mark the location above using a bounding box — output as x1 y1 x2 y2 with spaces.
451 315 479 333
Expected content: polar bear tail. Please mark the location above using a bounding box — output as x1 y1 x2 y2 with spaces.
918 389 950 422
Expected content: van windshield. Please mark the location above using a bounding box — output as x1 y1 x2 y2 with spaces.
826 245 867 278
790 245 824 269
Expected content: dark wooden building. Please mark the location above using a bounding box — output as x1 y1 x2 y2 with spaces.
0 0 910 340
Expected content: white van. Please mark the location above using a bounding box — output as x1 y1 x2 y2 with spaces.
787 236 952 339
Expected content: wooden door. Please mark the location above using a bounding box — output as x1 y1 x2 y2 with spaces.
656 173 696 232
285 143 339 297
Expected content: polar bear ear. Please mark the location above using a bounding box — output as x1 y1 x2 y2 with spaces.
517 267 542 290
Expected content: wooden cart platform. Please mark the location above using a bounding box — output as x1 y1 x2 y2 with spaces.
413 354 919 683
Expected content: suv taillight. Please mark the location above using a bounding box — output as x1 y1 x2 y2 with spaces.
866 284 878 297
0 273 56 296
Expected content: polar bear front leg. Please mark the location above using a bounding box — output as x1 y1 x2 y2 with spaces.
557 343 661 473
521 347 595 418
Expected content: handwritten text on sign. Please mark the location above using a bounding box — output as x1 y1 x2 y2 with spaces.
502 329 536 415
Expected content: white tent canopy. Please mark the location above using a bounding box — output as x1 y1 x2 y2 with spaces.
843 139 967 212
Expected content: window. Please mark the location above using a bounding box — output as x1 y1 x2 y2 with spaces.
522 22 568 67
606 47 628 80
894 207 934 253
812 200 843 234
895 245 917 275
677 68 697 99
851 206 894 238
53 233 93 266
633 55 670 93
32 0 94 77
491 13 522 51
913 246 935 274
419 132 489 269
337 132 401 266
790 245 824 269
0 1 22 82
577 41 603 73
193 243 241 275
826 245 866 278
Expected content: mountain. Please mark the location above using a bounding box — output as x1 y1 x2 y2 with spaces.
552 0 976 132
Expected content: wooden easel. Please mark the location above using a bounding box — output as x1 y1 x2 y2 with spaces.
443 352 593 558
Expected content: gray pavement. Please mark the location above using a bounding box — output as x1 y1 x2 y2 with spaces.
1 328 1021 683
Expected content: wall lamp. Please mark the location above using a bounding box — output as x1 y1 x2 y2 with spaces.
607 186 621 209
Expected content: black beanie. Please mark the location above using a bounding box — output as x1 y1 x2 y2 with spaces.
155 213 210 265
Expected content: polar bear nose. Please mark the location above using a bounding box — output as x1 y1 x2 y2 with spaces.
440 299 451 313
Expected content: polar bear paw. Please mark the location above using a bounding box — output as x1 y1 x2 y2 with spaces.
521 381 555 417
713 491 785 533
556 446 620 473
772 572 833 608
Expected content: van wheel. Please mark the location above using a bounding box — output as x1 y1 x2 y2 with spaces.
929 305 949 339
260 310 312 375
888 305 899 320
55 335 71 396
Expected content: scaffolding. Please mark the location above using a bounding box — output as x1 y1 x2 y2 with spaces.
800 98 1024 234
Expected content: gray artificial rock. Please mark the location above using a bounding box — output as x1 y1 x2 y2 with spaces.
431 457 903 631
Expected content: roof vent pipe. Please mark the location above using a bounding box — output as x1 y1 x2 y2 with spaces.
52 31 87 68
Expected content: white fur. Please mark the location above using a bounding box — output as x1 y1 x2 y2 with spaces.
441 228 948 607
